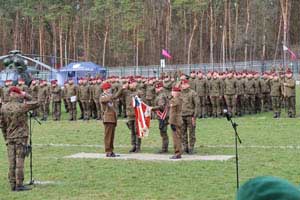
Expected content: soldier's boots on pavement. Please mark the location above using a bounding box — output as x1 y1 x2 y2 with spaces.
170 155 182 159
12 185 32 192
129 146 141 153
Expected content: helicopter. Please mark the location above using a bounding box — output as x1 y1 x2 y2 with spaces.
0 50 57 86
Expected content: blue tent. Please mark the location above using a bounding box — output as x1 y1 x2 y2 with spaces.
57 62 106 85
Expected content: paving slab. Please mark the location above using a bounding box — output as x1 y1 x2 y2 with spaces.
65 152 235 162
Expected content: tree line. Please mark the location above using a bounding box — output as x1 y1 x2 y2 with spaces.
0 0 298 69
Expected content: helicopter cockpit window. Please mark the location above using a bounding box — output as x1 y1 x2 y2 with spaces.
68 71 75 77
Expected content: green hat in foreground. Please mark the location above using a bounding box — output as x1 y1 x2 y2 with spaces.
236 176 300 200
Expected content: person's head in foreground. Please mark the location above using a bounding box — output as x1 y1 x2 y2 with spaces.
236 176 300 200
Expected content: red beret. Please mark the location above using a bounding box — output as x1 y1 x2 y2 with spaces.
172 86 181 92
181 79 189 84
9 86 22 95
155 82 163 88
51 80 57 84
128 79 136 84
102 82 111 90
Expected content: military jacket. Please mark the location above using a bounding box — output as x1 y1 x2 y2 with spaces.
169 96 183 126
181 88 198 117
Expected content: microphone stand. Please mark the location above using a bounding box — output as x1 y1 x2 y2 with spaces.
229 116 242 190
28 111 41 185
224 109 242 190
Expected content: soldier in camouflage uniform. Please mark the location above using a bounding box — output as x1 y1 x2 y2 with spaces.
195 71 208 118
209 72 221 117
45 82 51 116
206 72 213 117
245 73 256 114
38 80 49 121
219 73 227 116
180 79 198 154
236 73 246 116
17 79 28 93
50 80 62 121
77 79 84 119
224 72 237 115
89 78 97 119
66 79 78 121
78 78 91 120
93 79 103 120
169 86 183 159
152 82 169 153
28 79 39 117
283 71 296 118
2 80 13 104
270 74 282 118
189 71 197 91
254 73 262 113
0 86 39 191
62 81 69 113
260 73 271 112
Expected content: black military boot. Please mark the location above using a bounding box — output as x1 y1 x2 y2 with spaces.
129 146 136 153
14 185 31 192
273 113 278 118
170 155 182 159
135 146 141 153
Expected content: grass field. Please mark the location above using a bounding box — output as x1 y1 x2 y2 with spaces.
0 94 300 200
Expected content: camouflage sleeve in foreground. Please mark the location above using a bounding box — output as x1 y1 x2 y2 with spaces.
22 101 40 112
0 111 7 141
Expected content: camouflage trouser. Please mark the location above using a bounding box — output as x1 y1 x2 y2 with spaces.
206 97 212 117
236 95 245 115
63 98 69 112
158 119 169 151
271 96 281 115
225 95 237 115
46 101 50 116
88 100 98 119
7 139 27 189
121 98 127 117
245 94 255 114
78 100 84 118
114 99 120 117
286 96 296 117
170 124 182 156
39 101 47 119
104 122 116 153
255 94 261 113
94 99 102 120
67 100 77 120
219 96 226 115
210 96 220 117
127 120 141 148
81 101 90 120
52 101 61 120
261 93 271 112
181 116 196 150
198 96 206 117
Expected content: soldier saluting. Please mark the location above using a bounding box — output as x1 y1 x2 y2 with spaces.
0 86 39 191
100 82 120 157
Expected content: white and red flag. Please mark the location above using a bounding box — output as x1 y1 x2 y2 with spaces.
132 96 151 138
283 45 297 60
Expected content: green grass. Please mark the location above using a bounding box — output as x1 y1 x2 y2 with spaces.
0 94 300 200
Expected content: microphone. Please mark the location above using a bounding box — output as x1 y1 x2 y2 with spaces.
223 109 232 121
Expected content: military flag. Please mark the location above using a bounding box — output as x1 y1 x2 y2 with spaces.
132 96 151 138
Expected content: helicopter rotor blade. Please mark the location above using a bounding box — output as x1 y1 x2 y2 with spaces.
18 55 58 73
0 55 9 60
